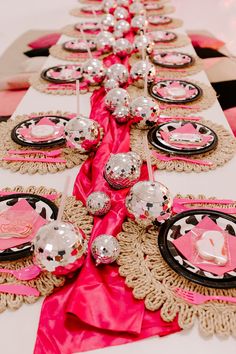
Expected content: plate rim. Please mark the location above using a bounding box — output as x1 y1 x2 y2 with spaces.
158 209 236 288
41 65 83 84
152 51 194 69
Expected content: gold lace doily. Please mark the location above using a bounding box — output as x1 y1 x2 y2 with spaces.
30 74 99 95
127 81 217 116
129 53 203 78
61 25 97 39
151 34 191 50
0 111 89 174
147 18 183 31
50 44 108 63
0 185 93 312
130 119 236 172
117 195 236 336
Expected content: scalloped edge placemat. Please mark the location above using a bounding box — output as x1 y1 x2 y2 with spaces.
151 33 191 50
130 53 203 78
130 119 236 172
117 195 236 337
0 185 93 312
127 80 217 116
0 111 90 174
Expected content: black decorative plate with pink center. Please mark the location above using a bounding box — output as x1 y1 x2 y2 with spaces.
11 115 69 148
80 4 103 13
63 39 97 53
147 121 218 155
149 31 177 43
74 21 100 33
41 64 83 84
149 80 202 104
148 15 172 25
158 209 236 288
144 2 163 11
152 52 194 68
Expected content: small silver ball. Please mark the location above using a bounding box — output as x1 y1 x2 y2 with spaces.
131 15 147 33
130 96 160 129
133 34 154 57
117 0 129 7
114 19 130 34
86 192 111 216
104 78 120 92
65 115 102 152
113 6 129 20
101 14 116 31
95 31 115 53
105 88 130 111
129 1 145 15
82 58 106 85
113 30 124 39
113 38 132 57
104 152 142 189
91 234 120 265
107 63 129 85
102 0 117 13
130 60 156 88
112 105 130 124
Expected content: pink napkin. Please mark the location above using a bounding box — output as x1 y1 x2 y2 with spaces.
0 199 47 250
189 34 225 50
160 122 212 148
28 33 61 49
173 216 236 275
224 107 236 137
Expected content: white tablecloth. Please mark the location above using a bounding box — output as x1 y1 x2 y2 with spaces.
0 1 236 353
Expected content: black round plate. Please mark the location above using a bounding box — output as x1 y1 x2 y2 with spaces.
63 39 97 53
11 115 69 148
74 21 100 32
0 193 58 261
150 31 177 43
41 64 83 84
152 52 194 68
148 15 172 25
149 80 202 104
158 209 236 288
147 121 218 155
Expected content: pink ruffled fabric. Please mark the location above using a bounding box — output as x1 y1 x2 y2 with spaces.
189 34 225 50
28 33 61 49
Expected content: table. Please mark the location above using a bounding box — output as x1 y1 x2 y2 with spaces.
0 1 236 353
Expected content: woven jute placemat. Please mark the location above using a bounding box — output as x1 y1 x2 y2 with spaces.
147 18 183 31
70 8 104 17
50 44 108 63
30 74 99 95
0 185 93 312
130 119 236 172
151 34 191 50
145 5 175 16
61 25 97 39
117 195 236 336
129 53 203 78
127 81 217 116
0 111 90 174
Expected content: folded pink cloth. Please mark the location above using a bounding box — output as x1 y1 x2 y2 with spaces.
0 90 27 116
189 34 225 50
224 107 236 136
28 33 61 49
0 73 31 91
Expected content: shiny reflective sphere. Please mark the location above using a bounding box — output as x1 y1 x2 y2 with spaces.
131 15 147 33
104 78 120 92
126 181 172 227
113 38 132 57
112 105 130 123
130 96 160 129
107 63 129 85
113 6 129 20
129 1 145 15
130 60 156 88
82 58 106 85
65 115 102 152
91 234 120 265
86 191 111 216
105 88 130 111
34 221 87 274
101 14 116 31
102 0 117 13
133 34 154 57
114 19 130 34
95 31 115 53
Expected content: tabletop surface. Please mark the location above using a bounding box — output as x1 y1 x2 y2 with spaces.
0 0 236 353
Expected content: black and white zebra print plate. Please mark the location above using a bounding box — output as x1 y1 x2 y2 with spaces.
11 115 69 148
152 52 194 68
147 121 218 155
0 193 58 261
158 209 236 288
149 80 202 104
41 64 83 84
63 39 97 53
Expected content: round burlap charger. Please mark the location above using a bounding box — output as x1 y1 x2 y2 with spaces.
70 7 104 17
61 25 97 39
127 81 217 116
0 111 91 174
0 185 93 312
50 44 109 63
30 73 99 95
151 34 191 50
129 53 203 78
117 194 236 336
145 5 175 16
130 119 236 172
147 18 183 31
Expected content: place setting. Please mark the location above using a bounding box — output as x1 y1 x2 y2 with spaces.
0 182 93 311
147 15 183 30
